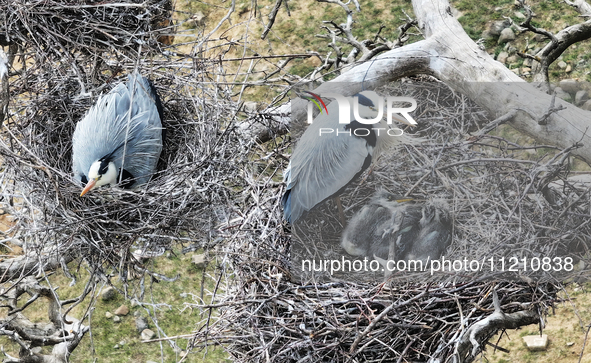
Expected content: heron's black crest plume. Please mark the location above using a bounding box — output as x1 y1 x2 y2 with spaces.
355 92 375 108
344 121 378 147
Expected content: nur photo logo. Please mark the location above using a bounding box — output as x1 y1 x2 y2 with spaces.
301 90 417 126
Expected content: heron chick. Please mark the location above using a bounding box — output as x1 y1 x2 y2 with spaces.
341 190 452 263
72 72 164 196
282 91 416 223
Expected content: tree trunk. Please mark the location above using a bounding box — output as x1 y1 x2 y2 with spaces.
282 0 591 165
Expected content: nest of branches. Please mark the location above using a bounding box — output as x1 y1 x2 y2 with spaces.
0 0 174 54
193 78 590 362
0 47 245 284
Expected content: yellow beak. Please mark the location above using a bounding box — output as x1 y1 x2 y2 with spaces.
80 179 96 197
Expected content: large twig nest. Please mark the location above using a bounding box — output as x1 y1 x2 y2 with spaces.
0 0 174 52
193 78 589 362
0 0 247 279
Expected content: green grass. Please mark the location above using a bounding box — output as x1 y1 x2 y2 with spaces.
0 248 229 362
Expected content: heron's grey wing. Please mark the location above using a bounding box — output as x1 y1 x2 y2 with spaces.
285 105 372 222
111 73 163 185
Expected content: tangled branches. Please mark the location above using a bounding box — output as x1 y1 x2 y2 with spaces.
192 78 589 362
0 0 174 56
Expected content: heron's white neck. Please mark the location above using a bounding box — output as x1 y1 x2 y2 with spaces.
88 160 118 187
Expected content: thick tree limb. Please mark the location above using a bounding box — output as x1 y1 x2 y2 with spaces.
253 0 591 166
0 246 77 283
0 46 8 126
0 277 89 363
564 0 591 17
453 290 540 363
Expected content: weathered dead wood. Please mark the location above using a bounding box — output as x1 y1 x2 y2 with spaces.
249 0 591 167
0 277 89 363
0 46 8 126
453 289 541 363
0 246 77 284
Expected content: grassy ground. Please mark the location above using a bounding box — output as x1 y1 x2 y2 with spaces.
486 283 591 363
0 239 229 362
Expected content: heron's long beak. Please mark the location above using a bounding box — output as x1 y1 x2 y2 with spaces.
80 179 96 197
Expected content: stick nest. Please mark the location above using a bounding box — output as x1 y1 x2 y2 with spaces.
0 0 174 53
194 79 590 362
0 2 244 279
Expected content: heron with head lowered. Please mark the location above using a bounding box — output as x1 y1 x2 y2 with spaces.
72 72 164 196
282 90 417 223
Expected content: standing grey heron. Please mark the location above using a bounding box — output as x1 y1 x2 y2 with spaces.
72 72 163 196
282 90 415 223
341 189 452 263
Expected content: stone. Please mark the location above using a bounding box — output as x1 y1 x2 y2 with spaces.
523 58 532 67
566 64 572 73
554 87 572 103
192 254 207 269
189 12 205 27
575 90 589 106
482 20 510 39
581 99 591 111
557 60 568 69
114 305 129 316
559 79 580 95
523 334 549 351
136 316 149 333
243 101 258 113
498 28 516 44
105 311 113 319
514 11 526 19
141 328 156 340
31 347 42 354
506 55 518 64
497 51 509 64
113 316 121 323
567 341 575 346
101 286 116 301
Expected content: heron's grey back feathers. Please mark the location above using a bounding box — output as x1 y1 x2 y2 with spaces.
284 101 371 222
283 92 418 223
72 72 163 187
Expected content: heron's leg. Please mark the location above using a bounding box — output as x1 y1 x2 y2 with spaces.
358 163 379 186
335 196 346 225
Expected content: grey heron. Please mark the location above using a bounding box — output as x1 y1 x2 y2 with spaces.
341 190 452 263
72 72 163 196
282 90 415 223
